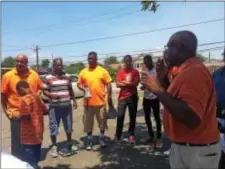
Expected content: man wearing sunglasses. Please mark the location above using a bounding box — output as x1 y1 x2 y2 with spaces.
1 54 43 160
212 49 225 169
141 31 221 169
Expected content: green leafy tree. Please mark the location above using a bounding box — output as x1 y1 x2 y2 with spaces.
41 59 50 68
1 56 16 67
141 1 159 13
64 62 85 74
197 53 207 63
104 56 119 66
99 63 118 82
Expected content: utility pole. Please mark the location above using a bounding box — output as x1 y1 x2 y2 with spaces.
208 52 211 63
33 45 40 71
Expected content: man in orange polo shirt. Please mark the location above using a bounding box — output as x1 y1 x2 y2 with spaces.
1 54 43 159
77 51 113 150
141 31 221 169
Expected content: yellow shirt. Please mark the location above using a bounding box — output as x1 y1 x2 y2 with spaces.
1 68 43 118
78 66 112 106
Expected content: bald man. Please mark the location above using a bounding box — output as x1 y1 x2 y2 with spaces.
141 31 221 169
1 54 43 159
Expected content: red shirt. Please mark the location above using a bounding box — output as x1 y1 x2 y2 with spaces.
164 57 220 144
116 68 140 100
20 93 47 145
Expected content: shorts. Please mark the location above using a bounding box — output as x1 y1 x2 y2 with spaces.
83 106 107 133
49 105 73 136
21 144 41 169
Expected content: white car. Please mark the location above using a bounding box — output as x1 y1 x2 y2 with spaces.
40 74 84 102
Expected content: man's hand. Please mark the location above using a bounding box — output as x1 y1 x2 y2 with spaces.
72 99 77 109
156 58 168 80
140 71 164 95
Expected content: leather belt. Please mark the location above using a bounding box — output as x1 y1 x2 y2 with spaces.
173 141 219 147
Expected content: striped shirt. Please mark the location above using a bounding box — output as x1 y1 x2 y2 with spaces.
43 72 72 107
20 93 46 145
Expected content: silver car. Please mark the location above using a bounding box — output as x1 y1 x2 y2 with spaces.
40 74 84 102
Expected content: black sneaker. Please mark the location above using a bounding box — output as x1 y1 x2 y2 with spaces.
99 137 107 148
86 139 93 151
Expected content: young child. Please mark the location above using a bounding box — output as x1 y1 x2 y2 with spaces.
16 80 48 169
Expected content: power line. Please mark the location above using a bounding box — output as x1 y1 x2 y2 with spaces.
5 40 223 62
3 18 224 52
3 3 137 35
38 18 225 48
48 40 225 58
70 45 225 64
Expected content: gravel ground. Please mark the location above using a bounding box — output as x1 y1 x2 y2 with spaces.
2 91 170 169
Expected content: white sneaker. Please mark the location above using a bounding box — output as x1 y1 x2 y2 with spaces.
163 149 170 156
50 145 58 158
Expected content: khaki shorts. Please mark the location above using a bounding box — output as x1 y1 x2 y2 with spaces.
83 106 107 133
170 142 221 169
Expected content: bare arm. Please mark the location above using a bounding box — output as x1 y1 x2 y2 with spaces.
77 83 85 92
116 81 126 88
106 83 113 107
158 76 170 90
157 91 200 129
1 94 9 119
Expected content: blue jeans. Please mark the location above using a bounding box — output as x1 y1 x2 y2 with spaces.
21 144 41 169
49 105 73 136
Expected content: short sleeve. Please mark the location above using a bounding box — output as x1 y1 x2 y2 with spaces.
1 73 10 95
103 69 112 84
177 67 210 120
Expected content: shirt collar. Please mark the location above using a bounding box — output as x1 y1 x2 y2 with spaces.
13 68 32 76
168 57 201 82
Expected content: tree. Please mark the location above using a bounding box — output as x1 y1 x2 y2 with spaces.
64 62 85 74
141 1 159 13
104 56 119 66
197 53 207 63
41 59 50 68
99 63 118 82
1 56 16 67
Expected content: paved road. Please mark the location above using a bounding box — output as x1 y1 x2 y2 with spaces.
2 91 170 169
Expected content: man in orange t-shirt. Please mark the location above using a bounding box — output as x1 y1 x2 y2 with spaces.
77 51 113 150
1 54 43 159
141 31 221 169
17 80 47 168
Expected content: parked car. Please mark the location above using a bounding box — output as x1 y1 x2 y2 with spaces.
40 74 84 103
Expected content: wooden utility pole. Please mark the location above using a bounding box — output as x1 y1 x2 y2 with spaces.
33 45 40 71
208 52 211 63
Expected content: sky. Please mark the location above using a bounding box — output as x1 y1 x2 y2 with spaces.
2 1 225 65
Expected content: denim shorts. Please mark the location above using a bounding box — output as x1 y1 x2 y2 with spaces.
49 105 73 136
